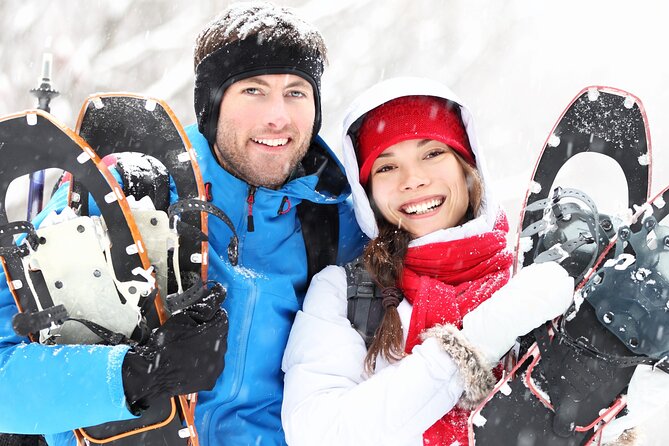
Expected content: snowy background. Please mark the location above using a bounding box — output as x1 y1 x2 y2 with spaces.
1 0 668 442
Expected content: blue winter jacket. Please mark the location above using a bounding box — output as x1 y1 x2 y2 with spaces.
0 125 365 445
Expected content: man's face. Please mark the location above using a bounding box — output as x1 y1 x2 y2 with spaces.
213 74 316 189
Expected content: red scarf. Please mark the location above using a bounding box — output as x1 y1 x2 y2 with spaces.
399 214 513 446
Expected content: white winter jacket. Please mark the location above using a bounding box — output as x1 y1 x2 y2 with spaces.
281 78 575 446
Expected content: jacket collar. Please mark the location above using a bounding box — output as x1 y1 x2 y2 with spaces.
186 125 350 204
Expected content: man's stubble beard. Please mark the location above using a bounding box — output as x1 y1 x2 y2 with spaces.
213 119 312 189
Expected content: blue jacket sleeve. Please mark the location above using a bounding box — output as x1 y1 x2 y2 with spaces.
0 183 137 434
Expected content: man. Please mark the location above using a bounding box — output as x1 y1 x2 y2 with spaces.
0 2 363 445
185 2 364 444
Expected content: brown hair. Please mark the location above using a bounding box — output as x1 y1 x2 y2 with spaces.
193 2 328 69
362 150 483 373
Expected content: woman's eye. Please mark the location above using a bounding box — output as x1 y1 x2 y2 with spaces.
425 149 445 159
375 165 395 174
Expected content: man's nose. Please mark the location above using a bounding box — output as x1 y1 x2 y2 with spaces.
264 94 290 129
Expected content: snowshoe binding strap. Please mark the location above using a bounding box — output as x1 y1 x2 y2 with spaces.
521 187 615 284
583 216 669 363
0 221 40 257
168 198 239 266
12 304 68 337
164 279 226 315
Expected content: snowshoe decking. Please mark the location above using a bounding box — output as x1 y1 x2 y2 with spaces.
469 87 664 445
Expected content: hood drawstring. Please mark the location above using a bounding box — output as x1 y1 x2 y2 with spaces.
277 196 292 215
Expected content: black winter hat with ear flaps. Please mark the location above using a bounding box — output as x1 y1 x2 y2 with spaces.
194 36 324 149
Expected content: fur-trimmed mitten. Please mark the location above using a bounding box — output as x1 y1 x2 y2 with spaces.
422 262 573 408
460 261 574 365
421 324 497 410
601 428 638 446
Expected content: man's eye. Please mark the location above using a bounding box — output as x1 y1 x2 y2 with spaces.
288 90 307 98
244 88 261 95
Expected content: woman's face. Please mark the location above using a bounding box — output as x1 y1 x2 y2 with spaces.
369 138 470 238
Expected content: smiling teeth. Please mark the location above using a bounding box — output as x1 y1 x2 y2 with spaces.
403 199 443 215
253 138 288 147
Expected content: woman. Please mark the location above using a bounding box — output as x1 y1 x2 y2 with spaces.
281 77 574 446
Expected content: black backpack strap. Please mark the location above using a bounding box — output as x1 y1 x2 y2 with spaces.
297 201 339 284
345 257 384 348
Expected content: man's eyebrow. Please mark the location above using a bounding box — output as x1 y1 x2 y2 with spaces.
237 78 310 90
239 77 271 87
284 79 311 89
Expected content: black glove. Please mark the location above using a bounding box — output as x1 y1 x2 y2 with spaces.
122 283 228 412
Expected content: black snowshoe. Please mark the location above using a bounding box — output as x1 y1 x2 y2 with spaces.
0 95 236 446
469 87 667 445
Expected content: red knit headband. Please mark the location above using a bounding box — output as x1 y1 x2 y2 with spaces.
356 96 474 185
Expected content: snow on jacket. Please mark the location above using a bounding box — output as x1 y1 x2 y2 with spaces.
0 125 365 446
281 77 572 446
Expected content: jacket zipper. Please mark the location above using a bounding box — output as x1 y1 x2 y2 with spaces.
246 186 256 232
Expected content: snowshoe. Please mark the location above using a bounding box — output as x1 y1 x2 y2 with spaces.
73 93 237 309
0 110 175 443
515 86 651 285
469 187 669 445
0 110 155 345
69 94 238 446
0 98 236 446
469 86 661 445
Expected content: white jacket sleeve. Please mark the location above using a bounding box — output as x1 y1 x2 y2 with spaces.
600 364 669 444
281 265 469 446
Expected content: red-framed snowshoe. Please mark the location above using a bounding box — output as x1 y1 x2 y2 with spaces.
469 87 664 445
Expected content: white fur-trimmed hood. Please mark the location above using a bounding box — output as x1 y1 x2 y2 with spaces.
341 76 500 240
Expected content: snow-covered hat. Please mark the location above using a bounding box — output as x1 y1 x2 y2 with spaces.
356 95 475 185
194 1 327 146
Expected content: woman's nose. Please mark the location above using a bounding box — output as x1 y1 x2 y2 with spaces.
400 167 428 191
